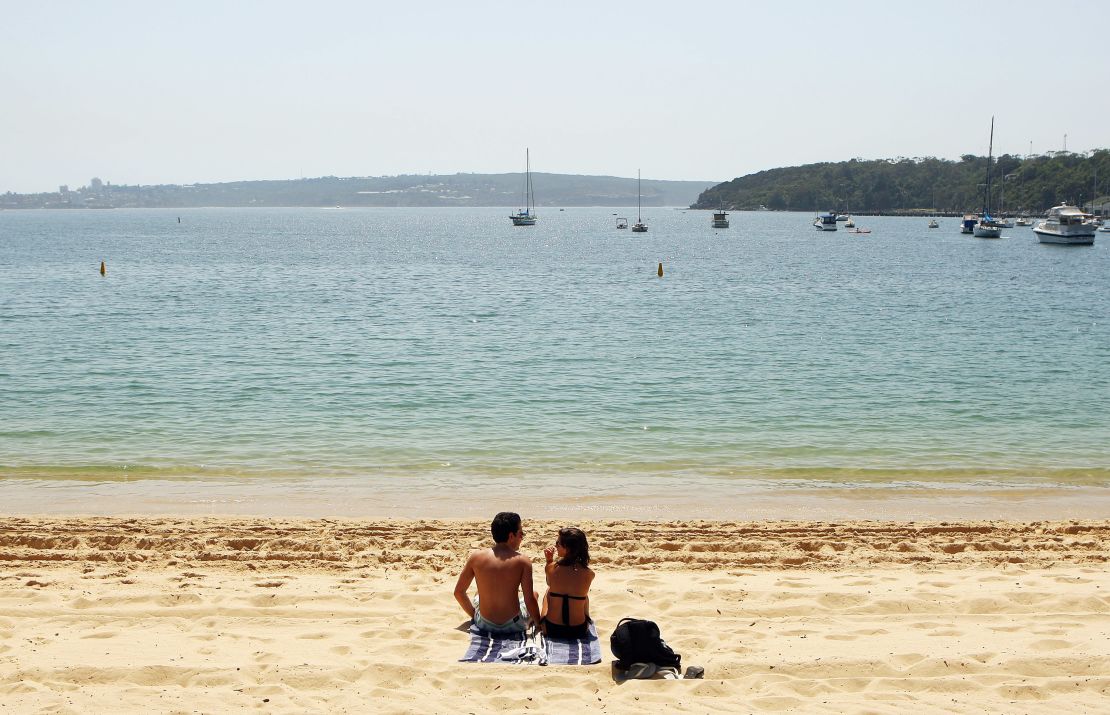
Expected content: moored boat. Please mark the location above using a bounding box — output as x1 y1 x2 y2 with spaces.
928 219 939 228
960 215 977 234
973 117 1002 239
1033 203 1096 245
509 148 537 226
813 212 838 231
711 210 730 228
631 170 648 232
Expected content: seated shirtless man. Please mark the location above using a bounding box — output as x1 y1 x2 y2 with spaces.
453 512 542 634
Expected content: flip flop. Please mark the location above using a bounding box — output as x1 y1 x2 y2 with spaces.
684 665 705 679
626 662 657 679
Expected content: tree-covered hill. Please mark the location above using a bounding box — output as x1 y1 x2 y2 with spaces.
692 151 1110 214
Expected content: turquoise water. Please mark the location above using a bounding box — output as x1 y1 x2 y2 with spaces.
1 207 1108 516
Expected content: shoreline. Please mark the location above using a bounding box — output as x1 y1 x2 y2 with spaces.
2 476 1108 521
2 516 1108 713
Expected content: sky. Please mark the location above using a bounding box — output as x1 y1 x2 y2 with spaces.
2 0 1108 193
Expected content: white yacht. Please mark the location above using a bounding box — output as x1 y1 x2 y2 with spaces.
711 210 730 228
928 219 939 229
960 215 977 234
1015 216 1031 226
813 212 838 231
1033 203 1096 245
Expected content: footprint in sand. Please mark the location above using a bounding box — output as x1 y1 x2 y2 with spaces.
823 634 857 641
80 631 117 640
1030 639 1074 651
330 646 351 655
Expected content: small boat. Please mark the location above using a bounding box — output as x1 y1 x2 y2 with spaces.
835 214 849 222
848 228 871 234
509 148 537 226
928 219 939 228
1033 203 1097 245
616 217 628 229
813 212 838 231
960 215 977 234
711 209 729 228
1015 216 1031 226
844 217 855 228
631 170 648 232
1099 225 1110 233
973 118 1002 238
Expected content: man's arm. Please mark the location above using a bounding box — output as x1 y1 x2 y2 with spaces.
520 557 541 626
453 554 476 619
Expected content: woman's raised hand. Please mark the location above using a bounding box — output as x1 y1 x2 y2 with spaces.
544 546 555 563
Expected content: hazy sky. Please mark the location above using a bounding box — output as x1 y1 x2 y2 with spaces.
3 0 1108 193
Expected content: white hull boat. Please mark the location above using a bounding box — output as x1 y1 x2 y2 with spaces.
1033 203 1096 245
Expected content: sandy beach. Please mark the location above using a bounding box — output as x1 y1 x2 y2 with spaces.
1 517 1108 713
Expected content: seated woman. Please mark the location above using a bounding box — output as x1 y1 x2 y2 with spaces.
540 527 595 639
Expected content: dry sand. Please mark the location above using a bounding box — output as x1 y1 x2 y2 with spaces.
1 517 1108 713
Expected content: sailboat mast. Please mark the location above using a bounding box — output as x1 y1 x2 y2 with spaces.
526 148 532 215
984 116 994 216
637 170 641 221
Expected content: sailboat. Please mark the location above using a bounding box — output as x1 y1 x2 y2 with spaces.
509 148 537 226
631 170 648 232
973 118 1003 238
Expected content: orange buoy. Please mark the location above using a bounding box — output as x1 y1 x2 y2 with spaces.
99 260 106 276
657 262 663 278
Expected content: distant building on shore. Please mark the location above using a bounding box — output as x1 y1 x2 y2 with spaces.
1085 196 1109 217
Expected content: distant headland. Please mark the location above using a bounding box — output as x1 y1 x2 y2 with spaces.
0 173 712 210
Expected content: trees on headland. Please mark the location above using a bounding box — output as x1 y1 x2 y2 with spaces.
693 150 1110 214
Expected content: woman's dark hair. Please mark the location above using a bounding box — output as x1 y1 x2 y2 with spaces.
491 512 521 543
556 527 589 568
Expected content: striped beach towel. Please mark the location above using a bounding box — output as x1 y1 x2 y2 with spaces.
542 621 602 665
459 626 539 664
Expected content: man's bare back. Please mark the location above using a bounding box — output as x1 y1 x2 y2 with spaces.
454 513 541 630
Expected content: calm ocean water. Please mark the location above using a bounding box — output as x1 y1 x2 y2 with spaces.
1 207 1107 517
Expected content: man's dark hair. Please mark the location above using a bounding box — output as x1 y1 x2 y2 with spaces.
491 512 521 543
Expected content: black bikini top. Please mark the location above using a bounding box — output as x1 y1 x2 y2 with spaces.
548 591 586 625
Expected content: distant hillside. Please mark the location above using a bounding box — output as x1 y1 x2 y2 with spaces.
1 173 713 209
692 151 1110 214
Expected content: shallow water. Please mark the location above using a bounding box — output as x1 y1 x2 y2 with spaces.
1 207 1107 517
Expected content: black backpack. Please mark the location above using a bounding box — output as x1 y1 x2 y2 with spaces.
610 618 681 669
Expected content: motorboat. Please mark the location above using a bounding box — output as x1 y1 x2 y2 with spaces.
928 219 939 229
848 228 871 234
835 214 849 222
711 210 730 228
960 215 977 234
1033 203 1096 245
616 217 628 229
844 217 855 228
813 212 838 231
509 148 537 226
1015 216 1031 226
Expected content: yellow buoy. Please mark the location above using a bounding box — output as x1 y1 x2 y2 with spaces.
657 262 663 278
99 260 106 276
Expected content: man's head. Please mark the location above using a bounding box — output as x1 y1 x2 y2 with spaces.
491 512 522 544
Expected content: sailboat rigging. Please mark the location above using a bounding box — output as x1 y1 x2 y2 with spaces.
974 118 1003 238
509 149 537 226
631 170 648 232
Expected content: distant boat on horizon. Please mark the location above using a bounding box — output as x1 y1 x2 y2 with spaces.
509 148 537 226
631 170 648 232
